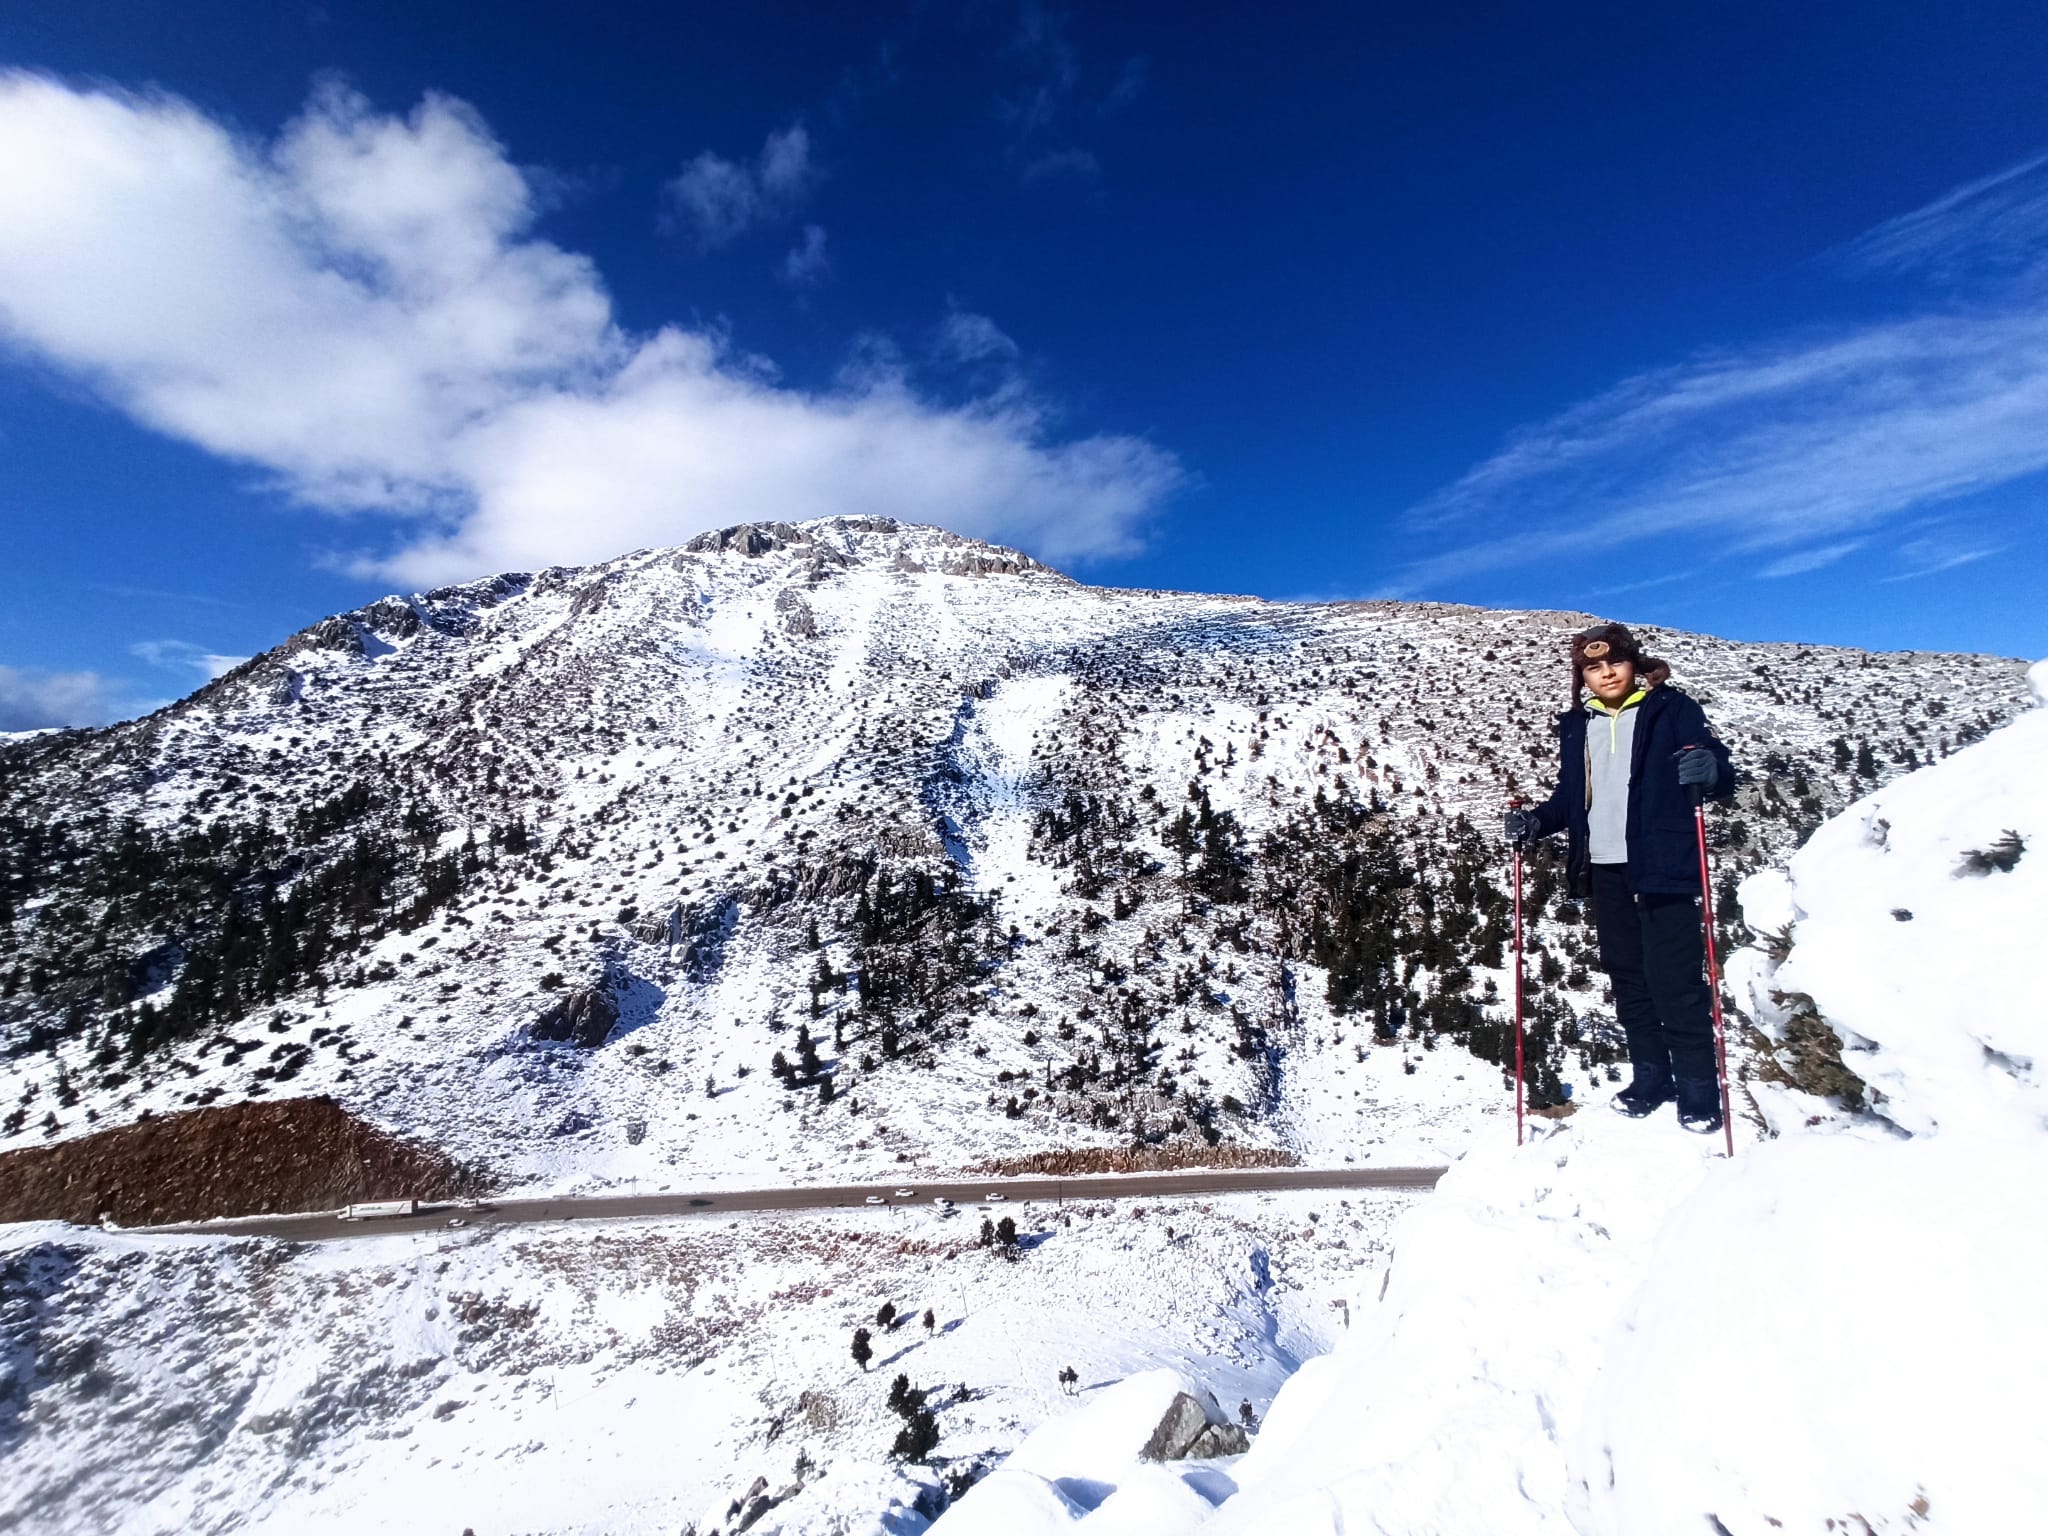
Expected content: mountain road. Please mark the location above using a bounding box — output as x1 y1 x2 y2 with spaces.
135 1164 1448 1244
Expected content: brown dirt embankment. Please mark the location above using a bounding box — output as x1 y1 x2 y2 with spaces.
966 1145 1301 1177
0 1096 489 1228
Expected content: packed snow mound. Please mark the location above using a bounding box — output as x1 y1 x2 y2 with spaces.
940 663 2048 1535
1734 663 2046 1137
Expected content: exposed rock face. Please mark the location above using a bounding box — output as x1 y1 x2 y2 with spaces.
1181 1420 1252 1458
297 615 364 655
687 522 808 557
1123 1385 1251 1461
775 588 818 638
638 895 744 980
530 984 618 1048
1138 1389 1226 1462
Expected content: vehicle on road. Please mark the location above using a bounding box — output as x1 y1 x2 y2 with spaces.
864 1194 886 1205
894 1188 916 1197
986 1192 1007 1202
341 1200 419 1221
446 1217 467 1229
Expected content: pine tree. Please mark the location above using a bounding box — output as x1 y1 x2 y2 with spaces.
851 1327 873 1372
890 1407 940 1461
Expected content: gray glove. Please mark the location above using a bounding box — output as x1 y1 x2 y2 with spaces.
1503 809 1539 847
1675 747 1718 792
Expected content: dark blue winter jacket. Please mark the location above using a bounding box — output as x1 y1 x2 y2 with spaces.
1528 683 1735 898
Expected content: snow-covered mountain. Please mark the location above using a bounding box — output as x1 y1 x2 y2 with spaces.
0 517 2034 1195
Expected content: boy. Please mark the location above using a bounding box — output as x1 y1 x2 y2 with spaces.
1503 623 1735 1133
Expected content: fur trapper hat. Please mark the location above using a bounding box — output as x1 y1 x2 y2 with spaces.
1570 622 1670 706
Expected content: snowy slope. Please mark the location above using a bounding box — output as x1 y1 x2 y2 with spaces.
1 518 2027 1201
1 1181 1409 1535
932 657 2048 1535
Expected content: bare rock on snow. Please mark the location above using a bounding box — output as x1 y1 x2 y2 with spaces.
529 983 618 1048
1181 1420 1252 1458
1139 1389 1226 1462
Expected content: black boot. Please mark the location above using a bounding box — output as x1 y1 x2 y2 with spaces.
1613 1076 1675 1118
1675 1079 1723 1135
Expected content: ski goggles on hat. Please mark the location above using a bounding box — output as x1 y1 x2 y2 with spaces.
1572 623 1639 665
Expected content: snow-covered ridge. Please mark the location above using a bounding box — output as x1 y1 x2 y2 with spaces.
933 654 2048 1534
0 516 2033 1198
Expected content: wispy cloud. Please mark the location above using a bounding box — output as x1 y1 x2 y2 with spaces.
935 310 1021 365
779 224 831 288
998 4 1135 185
87 582 245 609
131 639 247 680
1391 154 2048 596
0 73 1183 585
1840 151 2048 282
1877 535 2008 582
1757 539 1869 579
1577 570 1697 600
662 123 820 249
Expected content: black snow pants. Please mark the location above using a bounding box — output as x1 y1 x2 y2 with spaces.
1588 862 1717 1101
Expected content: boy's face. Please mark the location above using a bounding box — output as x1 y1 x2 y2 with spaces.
1583 656 1637 705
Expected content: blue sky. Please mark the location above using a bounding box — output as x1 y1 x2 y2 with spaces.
3 2 2047 728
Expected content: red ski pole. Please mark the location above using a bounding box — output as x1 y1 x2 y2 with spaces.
1510 798 1526 1147
1689 778 1736 1158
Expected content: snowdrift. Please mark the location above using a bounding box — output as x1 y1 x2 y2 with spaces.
935 659 2048 1535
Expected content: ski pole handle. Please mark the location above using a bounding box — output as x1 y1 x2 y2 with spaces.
1678 743 1710 809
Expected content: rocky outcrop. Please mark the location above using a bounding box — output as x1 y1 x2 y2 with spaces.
529 984 618 1048
1137 1387 1249 1461
775 588 818 637
358 596 427 640
295 615 365 655
686 521 811 557
635 897 740 980
1181 1420 1252 1458
676 897 740 979
943 552 1039 578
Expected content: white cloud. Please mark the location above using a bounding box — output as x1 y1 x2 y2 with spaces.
1389 156 2048 596
0 74 1181 585
131 640 248 680
0 73 613 513
780 224 831 288
1757 539 1869 579
664 123 818 249
0 664 132 730
385 328 1181 583
936 310 1021 364
1841 152 2048 282
1878 535 2008 583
